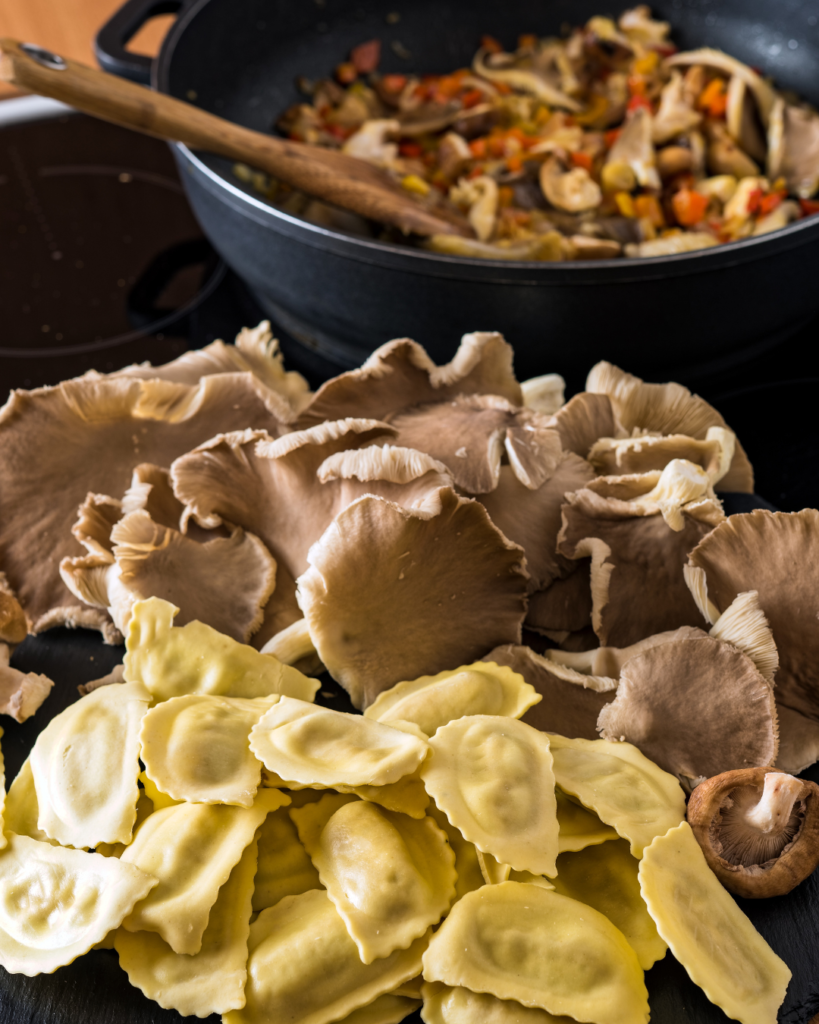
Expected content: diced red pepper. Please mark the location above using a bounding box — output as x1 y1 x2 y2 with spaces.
672 187 710 227
334 62 358 85
604 128 622 149
460 88 485 109
799 198 819 217
381 73 407 93
746 187 764 215
350 39 381 73
324 123 353 141
758 191 785 217
570 151 593 173
506 154 523 172
627 74 647 97
481 34 503 53
488 134 507 158
627 94 653 114
467 165 485 179
468 137 488 159
398 141 423 158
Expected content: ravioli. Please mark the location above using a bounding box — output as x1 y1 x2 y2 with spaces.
30 681 151 849
551 840 666 970
0 833 156 976
223 888 429 1024
116 834 259 1016
351 769 430 819
249 697 429 788
422 882 649 1024
422 716 559 876
139 771 180 811
364 663 540 737
427 805 484 902
547 734 686 857
477 851 511 886
555 788 618 853
342 994 422 1024
0 728 5 851
124 597 318 703
121 788 288 953
421 982 576 1024
253 806 322 913
293 795 456 963
639 823 791 1024
140 693 279 806
3 759 54 845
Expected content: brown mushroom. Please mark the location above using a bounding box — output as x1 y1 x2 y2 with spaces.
652 72 702 145
545 392 617 459
588 427 735 486
520 374 566 415
776 705 819 776
586 361 754 492
0 574 27 646
437 132 472 179
767 98 819 199
0 643 54 723
705 121 761 179
603 108 661 192
472 47 582 112
725 76 767 164
526 562 593 636
539 156 603 213
666 48 778 127
687 768 819 897
656 145 695 179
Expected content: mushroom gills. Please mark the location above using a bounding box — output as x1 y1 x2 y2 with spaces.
714 773 805 868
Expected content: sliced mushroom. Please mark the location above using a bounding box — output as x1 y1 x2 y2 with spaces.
656 145 695 179
725 76 767 164
585 361 754 492
424 233 565 261
473 48 582 112
618 6 671 46
397 103 463 137
753 199 800 236
604 107 661 191
767 99 819 199
564 235 623 259
341 119 400 165
295 333 522 429
705 121 761 179
687 768 819 897
450 175 499 241
539 156 603 213
437 132 472 179
694 174 738 205
652 72 702 145
624 232 719 258
666 48 778 127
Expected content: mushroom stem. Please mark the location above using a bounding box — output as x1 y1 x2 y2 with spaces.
262 617 317 665
744 772 805 834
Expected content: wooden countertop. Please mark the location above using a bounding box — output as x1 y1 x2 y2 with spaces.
0 0 171 99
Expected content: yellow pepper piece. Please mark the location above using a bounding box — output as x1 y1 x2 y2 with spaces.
402 175 431 196
633 51 660 75
615 192 637 218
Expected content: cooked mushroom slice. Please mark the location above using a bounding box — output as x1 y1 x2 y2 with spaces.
688 767 819 898
450 175 499 241
588 426 735 486
618 5 671 45
424 233 565 261
656 144 695 179
726 77 767 163
652 72 702 144
586 361 754 492
341 119 400 165
437 131 472 178
472 48 582 112
639 822 791 1024
624 232 719 258
688 508 819 722
295 333 521 428
666 48 778 127
485 644 616 742
603 108 661 192
767 98 819 199
0 644 54 723
597 634 778 788
520 373 565 414
388 394 563 494
297 489 527 708
539 156 602 213
753 199 800 236
557 463 723 646
0 371 292 638
705 121 761 179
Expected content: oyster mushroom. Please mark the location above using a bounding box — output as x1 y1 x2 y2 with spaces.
520 373 566 414
436 132 472 179
0 643 54 723
666 48 778 127
767 98 819 199
618 6 671 46
588 426 736 487
472 47 582 112
586 361 754 492
652 72 702 145
397 103 464 137
687 768 819 897
423 233 564 261
539 156 603 213
545 392 617 459
341 119 400 165
450 175 499 242
603 107 661 192
295 333 521 429
705 121 760 179
726 76 767 164
0 574 27 646
526 563 593 636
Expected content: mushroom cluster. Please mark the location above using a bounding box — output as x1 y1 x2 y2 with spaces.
261 7 819 260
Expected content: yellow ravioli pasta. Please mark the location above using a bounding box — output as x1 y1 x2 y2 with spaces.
342 994 422 1024
115 835 259 1017
547 734 686 857
224 888 429 1024
477 851 511 886
639 823 791 1024
30 681 151 849
364 663 540 737
551 840 666 970
140 693 279 806
555 788 618 853
422 717 558 877
422 882 649 1024
0 833 156 976
3 759 54 845
427 805 484 902
421 982 576 1024
121 788 288 953
249 697 429 788
124 597 318 703
253 806 322 913
293 795 456 963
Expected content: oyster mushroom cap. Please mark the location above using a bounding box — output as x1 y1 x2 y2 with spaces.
767 98 819 199
605 108 661 191
597 634 778 789
472 48 582 112
296 489 528 709
687 768 819 898
666 48 778 127
545 392 616 459
295 333 522 429
687 508 819 723
341 118 400 165
521 374 566 415
618 6 671 45
589 426 735 486
0 575 27 646
526 563 593 636
450 175 499 242
706 121 761 179
586 361 754 492
652 72 702 145
0 643 54 723
539 157 603 213
725 76 767 164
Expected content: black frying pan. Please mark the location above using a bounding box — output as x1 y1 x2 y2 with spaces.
94 0 819 390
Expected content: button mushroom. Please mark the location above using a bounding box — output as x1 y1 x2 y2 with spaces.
687 768 819 897
539 155 603 213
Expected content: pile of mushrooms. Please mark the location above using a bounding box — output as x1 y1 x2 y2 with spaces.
2 322 819 902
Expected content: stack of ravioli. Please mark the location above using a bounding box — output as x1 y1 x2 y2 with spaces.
0 597 791 1024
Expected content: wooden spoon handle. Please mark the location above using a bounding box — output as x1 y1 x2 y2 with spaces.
0 39 471 238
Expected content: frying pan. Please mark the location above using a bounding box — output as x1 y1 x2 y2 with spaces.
94 0 819 388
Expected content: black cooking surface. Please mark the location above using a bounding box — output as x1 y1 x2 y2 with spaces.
1 108 819 1024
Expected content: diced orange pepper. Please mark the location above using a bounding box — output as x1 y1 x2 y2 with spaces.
574 93 609 126
518 33 538 49
604 128 622 149
495 82 512 95
334 62 358 85
498 185 515 207
627 94 653 114
506 154 523 172
469 138 488 159
481 34 503 53
570 151 593 173
627 74 647 97
461 88 484 108
758 191 785 217
350 39 381 73
698 78 728 118
634 194 665 228
633 51 660 75
381 74 407 93
799 198 819 216
672 187 710 226
488 135 507 158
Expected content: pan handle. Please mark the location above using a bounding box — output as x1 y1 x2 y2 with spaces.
94 0 184 85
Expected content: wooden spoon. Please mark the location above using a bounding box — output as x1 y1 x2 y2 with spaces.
0 38 472 239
